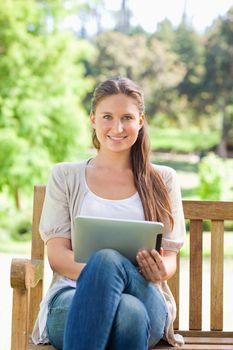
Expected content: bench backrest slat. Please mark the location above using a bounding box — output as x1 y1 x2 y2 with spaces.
211 220 224 331
189 219 203 330
29 185 46 334
168 254 180 330
31 185 46 261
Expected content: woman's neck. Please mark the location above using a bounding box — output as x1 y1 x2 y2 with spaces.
91 150 131 170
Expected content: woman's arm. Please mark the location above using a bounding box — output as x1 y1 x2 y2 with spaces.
136 249 177 283
47 237 86 280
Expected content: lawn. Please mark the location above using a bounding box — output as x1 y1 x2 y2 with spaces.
149 127 219 153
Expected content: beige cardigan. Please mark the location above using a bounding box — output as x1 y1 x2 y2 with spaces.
33 160 186 346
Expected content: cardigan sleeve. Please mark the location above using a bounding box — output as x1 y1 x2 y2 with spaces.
157 166 186 252
39 164 71 243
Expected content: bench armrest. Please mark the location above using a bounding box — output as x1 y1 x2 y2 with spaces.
10 258 44 290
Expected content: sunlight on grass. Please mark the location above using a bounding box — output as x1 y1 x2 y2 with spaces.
149 127 219 152
0 230 31 255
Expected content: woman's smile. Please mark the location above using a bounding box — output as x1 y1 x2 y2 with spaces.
108 135 127 142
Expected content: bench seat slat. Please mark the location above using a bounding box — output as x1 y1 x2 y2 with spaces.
155 345 233 349
29 336 233 349
30 344 233 350
177 331 233 337
186 337 233 344
153 339 232 350
29 338 56 349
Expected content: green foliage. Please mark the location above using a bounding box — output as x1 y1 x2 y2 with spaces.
11 217 32 241
198 153 231 200
0 0 94 207
173 17 205 99
155 19 175 45
0 129 51 196
201 8 233 155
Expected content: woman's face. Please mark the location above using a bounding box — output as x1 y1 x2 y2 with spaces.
90 94 144 155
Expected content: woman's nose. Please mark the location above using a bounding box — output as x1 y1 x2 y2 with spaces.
112 120 124 133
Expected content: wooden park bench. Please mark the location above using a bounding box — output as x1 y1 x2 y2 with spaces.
10 185 233 350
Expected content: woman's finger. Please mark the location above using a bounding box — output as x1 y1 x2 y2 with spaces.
150 249 167 276
137 250 161 281
139 250 157 273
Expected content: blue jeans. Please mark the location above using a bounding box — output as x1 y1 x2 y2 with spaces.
46 249 168 350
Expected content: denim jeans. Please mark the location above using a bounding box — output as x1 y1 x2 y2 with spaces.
46 249 168 350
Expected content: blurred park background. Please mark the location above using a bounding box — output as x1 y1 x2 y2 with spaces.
0 1 233 349
1 0 233 251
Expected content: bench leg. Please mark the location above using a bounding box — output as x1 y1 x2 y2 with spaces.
11 288 30 350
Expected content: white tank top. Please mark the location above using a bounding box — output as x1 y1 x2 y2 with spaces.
80 178 145 221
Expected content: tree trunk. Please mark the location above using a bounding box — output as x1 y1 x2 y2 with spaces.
15 187 20 211
216 102 228 158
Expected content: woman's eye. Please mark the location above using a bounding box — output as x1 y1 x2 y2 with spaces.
124 115 132 120
103 115 112 119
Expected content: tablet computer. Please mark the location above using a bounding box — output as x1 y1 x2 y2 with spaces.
73 216 163 264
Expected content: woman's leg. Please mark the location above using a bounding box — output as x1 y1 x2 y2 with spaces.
106 293 150 350
63 249 168 350
46 287 75 350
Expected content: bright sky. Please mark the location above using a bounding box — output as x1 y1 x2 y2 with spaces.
104 0 233 32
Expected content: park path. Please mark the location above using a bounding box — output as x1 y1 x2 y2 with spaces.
1 253 232 350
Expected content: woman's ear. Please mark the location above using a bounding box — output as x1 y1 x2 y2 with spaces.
90 112 96 128
139 114 145 129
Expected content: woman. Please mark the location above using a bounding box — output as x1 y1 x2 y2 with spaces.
32 77 185 349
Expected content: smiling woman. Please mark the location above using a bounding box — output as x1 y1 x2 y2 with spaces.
32 77 186 350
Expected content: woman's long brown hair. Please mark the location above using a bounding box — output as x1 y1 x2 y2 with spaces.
91 77 174 229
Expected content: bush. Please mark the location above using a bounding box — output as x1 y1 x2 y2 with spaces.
198 153 230 200
11 217 32 242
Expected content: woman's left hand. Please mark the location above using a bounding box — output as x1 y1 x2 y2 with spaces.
136 248 168 283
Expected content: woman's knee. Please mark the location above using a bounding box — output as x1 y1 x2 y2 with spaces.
88 249 126 270
115 294 151 336
92 248 123 262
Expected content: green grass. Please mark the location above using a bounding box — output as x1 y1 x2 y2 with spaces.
181 187 199 199
0 229 31 255
152 158 198 173
149 127 219 152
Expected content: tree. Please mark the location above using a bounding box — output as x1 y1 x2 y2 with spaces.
202 7 233 156
0 0 94 208
155 19 175 47
172 16 205 103
91 31 185 119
